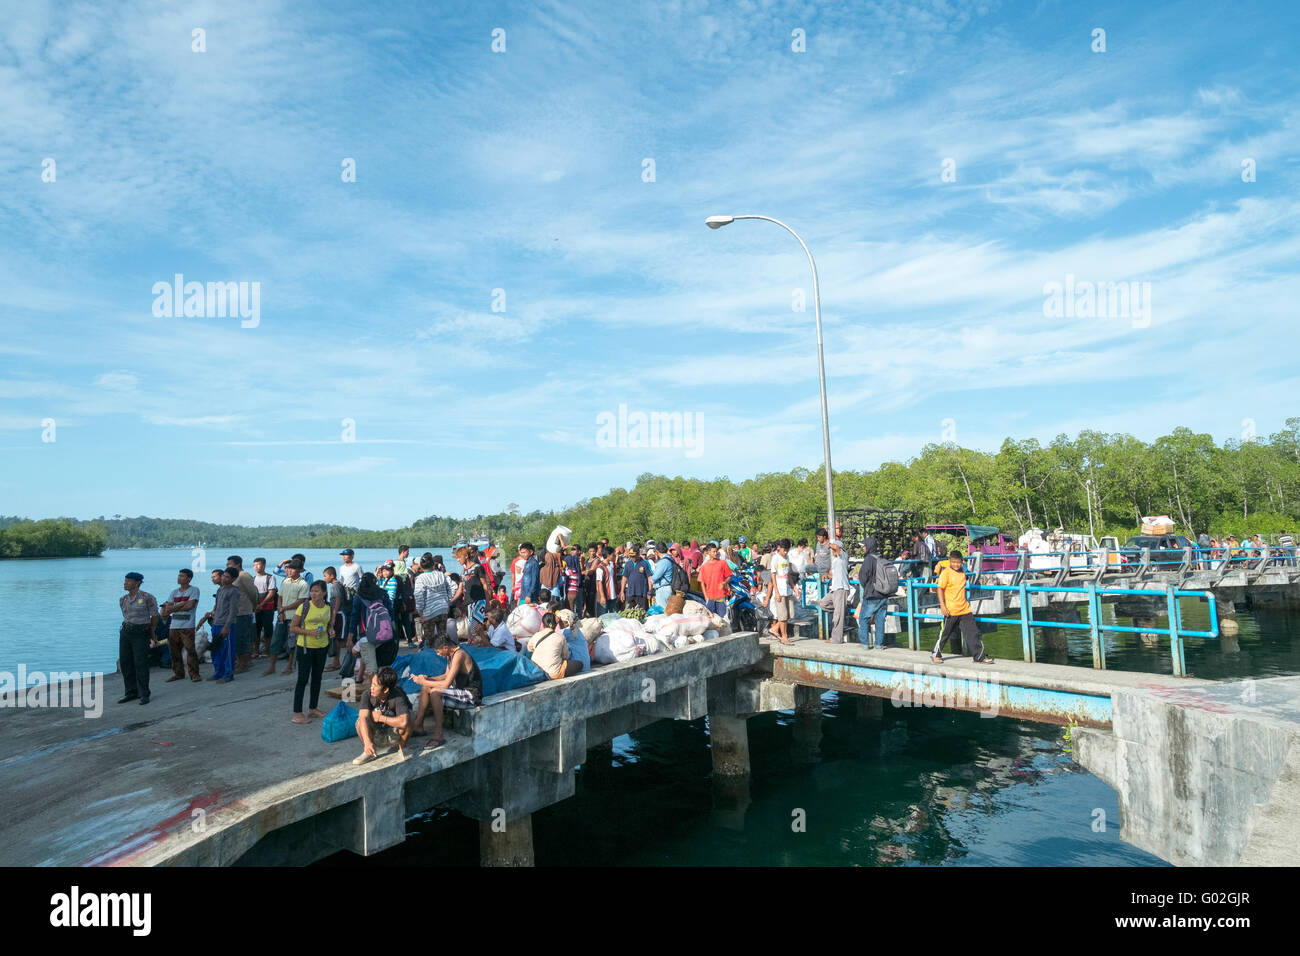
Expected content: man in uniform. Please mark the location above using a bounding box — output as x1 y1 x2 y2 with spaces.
119 572 160 704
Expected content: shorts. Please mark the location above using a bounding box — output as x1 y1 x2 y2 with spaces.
771 595 794 621
271 619 293 655
545 661 567 680
440 687 479 709
356 641 377 674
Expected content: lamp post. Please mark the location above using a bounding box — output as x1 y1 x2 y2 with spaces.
1085 478 1096 543
706 214 835 532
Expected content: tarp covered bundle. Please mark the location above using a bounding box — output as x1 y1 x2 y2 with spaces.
394 646 547 697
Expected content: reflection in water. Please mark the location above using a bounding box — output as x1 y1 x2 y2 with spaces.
326 691 1167 867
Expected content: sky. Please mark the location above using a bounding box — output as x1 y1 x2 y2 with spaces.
2 0 1298 528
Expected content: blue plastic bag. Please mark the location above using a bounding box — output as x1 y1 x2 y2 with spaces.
321 701 359 742
646 605 664 616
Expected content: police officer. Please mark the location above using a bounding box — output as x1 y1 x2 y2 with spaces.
119 572 160 705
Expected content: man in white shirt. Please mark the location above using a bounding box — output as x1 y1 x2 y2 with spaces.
766 539 795 645
816 537 851 643
251 557 277 659
160 568 202 682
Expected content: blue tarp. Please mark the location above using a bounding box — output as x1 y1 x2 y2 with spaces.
397 646 547 697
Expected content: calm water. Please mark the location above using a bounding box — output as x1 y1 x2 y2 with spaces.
6 550 1296 866
0 548 458 675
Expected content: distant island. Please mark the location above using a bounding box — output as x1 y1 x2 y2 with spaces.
0 519 108 558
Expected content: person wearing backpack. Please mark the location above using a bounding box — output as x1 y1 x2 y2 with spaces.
346 573 396 685
855 537 896 649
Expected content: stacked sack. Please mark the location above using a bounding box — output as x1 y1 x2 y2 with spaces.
507 604 544 640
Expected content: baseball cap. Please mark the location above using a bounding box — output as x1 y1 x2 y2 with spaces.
383 560 395 568
738 536 747 543
340 548 355 556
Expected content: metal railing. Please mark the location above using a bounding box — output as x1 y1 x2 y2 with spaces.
896 580 1217 676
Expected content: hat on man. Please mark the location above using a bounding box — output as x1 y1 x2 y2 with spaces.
739 536 747 543
340 548 355 556
125 571 144 582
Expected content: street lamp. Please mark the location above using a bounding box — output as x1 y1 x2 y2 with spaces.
706 214 836 533
1085 478 1096 542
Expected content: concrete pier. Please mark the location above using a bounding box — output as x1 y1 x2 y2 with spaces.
1075 676 1300 866
0 634 762 867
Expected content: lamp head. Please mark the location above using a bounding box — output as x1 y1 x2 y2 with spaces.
705 216 734 229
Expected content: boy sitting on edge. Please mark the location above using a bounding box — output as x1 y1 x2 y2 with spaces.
352 666 411 765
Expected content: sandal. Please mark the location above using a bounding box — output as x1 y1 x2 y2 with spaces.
930 655 944 663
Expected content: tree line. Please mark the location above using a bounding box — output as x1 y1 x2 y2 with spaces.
0 519 108 558
11 420 1300 556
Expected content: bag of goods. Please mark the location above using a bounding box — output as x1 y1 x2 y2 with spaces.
672 635 692 649
641 613 672 635
682 599 710 617
592 629 644 664
546 525 572 554
591 633 616 665
599 612 623 627
1141 515 1175 535
579 617 604 643
663 593 686 617
507 603 544 639
636 634 664 655
604 616 645 637
701 629 719 642
321 701 360 743
659 613 713 638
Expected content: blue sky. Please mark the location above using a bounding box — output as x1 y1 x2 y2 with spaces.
3 0 1298 527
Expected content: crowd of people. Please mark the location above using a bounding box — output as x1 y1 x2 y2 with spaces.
116 526 1010 749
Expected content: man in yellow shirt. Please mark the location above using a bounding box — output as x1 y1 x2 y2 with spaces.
931 550 993 664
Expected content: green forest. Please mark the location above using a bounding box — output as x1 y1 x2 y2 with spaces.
0 519 108 558
8 421 1300 556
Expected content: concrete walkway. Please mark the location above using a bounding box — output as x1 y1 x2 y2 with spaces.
0 634 761 866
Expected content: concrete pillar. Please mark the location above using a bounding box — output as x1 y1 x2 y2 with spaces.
1039 604 1077 651
480 813 534 867
709 715 751 777
792 687 823 763
857 695 884 720
579 740 615 788
1215 597 1240 637
710 773 752 832
794 686 822 716
1134 615 1161 647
